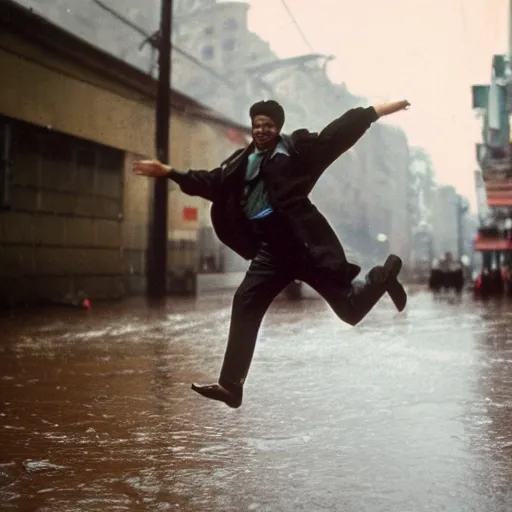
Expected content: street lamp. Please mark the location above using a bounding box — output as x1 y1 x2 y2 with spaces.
375 233 389 268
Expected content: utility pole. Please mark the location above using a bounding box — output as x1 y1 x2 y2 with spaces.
147 0 172 299
0 122 12 211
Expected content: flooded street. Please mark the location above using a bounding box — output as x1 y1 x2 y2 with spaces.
1 289 512 511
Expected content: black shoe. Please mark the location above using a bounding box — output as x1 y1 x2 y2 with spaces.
382 255 407 311
382 254 402 280
368 255 407 312
191 382 243 409
387 278 407 312
367 254 402 285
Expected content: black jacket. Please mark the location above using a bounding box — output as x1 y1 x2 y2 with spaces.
170 106 379 283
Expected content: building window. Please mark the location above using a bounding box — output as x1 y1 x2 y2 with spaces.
204 26 214 36
223 39 235 52
201 45 214 60
4 115 123 217
224 17 238 30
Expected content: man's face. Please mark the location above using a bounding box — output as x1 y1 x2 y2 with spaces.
252 115 279 150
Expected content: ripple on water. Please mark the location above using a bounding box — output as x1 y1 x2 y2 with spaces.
22 460 67 473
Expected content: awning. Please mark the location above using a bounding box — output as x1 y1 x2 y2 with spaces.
485 181 512 189
486 192 512 206
487 195 512 206
474 237 512 251
485 179 512 206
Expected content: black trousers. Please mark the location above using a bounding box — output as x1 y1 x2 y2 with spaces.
218 215 391 390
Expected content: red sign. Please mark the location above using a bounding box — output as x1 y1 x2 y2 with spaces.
182 206 198 222
227 128 249 145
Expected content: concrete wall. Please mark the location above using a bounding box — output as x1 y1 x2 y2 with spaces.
166 118 246 275
0 36 154 157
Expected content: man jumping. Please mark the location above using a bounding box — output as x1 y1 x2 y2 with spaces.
133 99 410 408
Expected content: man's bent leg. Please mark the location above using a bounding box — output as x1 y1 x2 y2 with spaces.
302 255 406 327
192 245 292 408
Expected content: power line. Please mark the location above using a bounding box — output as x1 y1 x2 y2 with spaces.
92 0 147 38
91 0 234 87
279 0 315 53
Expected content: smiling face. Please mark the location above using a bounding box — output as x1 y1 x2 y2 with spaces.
251 115 279 150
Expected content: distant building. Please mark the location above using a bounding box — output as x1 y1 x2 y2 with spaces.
471 53 512 271
431 185 459 258
408 147 436 270
172 0 336 130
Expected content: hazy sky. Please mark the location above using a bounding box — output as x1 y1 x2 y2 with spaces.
242 0 509 209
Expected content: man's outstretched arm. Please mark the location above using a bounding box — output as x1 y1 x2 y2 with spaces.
306 99 410 178
317 99 410 151
132 159 222 202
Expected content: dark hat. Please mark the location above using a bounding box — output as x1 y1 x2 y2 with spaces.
249 100 285 131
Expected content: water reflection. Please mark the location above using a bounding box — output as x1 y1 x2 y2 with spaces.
471 307 512 509
0 292 512 510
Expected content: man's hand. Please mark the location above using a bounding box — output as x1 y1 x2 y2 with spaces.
374 100 410 118
132 159 171 178
399 100 411 111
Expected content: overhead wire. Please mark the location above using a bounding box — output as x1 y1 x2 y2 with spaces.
278 0 315 53
90 0 235 86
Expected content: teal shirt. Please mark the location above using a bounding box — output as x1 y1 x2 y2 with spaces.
243 141 289 220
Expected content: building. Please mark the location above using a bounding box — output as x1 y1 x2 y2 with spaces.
472 50 512 270
431 185 459 258
366 124 411 267
0 0 250 306
173 0 337 129
13 0 243 121
408 147 436 273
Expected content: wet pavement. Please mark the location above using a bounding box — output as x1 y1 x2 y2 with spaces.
1 288 512 511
